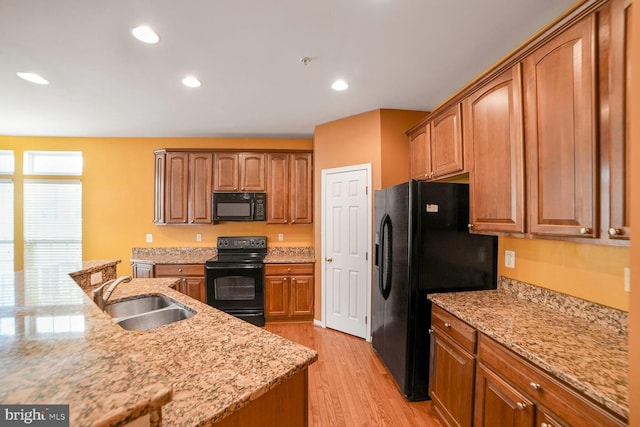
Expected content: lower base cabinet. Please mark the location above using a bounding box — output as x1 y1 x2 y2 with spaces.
430 306 626 427
264 263 314 323
131 262 206 303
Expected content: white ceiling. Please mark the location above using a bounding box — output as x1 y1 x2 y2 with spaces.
0 0 577 139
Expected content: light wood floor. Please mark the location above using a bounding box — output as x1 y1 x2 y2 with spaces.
265 323 443 427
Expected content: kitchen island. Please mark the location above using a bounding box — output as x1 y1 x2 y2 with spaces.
0 262 317 426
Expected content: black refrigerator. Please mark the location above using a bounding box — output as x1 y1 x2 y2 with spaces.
372 180 497 401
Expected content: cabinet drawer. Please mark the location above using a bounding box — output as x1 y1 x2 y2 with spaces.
155 264 204 277
432 305 476 354
264 263 313 276
478 334 625 427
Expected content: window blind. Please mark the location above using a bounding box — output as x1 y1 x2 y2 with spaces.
24 180 83 305
0 180 13 276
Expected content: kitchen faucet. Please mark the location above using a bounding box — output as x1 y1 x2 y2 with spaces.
93 275 132 310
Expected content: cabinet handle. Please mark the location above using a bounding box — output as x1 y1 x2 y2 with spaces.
178 268 183 272
468 224 473 230
284 219 288 223
241 187 245 191
541 423 552 427
579 227 592 235
529 382 541 391
325 258 333 263
428 328 433 334
609 228 623 236
287 267 292 272
292 219 296 224
516 402 526 410
444 322 452 328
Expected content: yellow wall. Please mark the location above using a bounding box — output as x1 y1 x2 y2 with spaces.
629 0 639 422
312 108 427 320
499 237 629 311
0 135 314 276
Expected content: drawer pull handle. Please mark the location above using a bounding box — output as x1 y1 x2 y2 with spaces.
541 423 552 427
579 227 592 235
178 268 183 272
529 382 541 391
444 323 452 328
516 402 526 410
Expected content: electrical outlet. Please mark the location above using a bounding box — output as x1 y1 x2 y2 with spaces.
505 250 515 269
146 233 153 243
624 267 631 292
196 233 202 242
278 233 284 242
90 272 103 285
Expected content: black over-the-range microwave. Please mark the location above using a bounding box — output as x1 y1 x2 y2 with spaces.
212 192 266 222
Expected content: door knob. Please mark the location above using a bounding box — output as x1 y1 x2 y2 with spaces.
325 257 333 262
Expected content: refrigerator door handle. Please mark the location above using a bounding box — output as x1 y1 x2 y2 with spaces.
380 213 392 300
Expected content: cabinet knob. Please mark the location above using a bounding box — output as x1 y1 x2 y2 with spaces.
579 227 592 235
428 328 433 334
287 267 292 272
444 322 452 328
178 268 183 272
284 219 288 223
529 382 541 391
541 423 552 427
241 187 245 191
234 187 238 191
292 219 296 224
608 228 623 236
325 258 333 263
468 224 473 230
516 402 526 411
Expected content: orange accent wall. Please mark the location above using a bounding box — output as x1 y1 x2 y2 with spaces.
312 109 428 320
0 135 313 275
629 0 639 423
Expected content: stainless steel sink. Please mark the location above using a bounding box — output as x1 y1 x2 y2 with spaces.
105 294 195 331
116 306 194 331
106 294 172 318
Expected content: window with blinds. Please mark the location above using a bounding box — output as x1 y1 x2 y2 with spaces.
0 180 13 276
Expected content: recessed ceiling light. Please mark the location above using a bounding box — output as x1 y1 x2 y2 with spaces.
331 79 349 91
16 72 49 85
131 25 160 44
182 76 202 88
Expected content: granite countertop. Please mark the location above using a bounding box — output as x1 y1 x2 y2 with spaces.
131 246 316 265
429 285 628 420
0 264 317 426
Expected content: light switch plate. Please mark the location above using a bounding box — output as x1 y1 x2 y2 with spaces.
196 233 202 242
624 267 631 292
505 250 516 269
146 233 153 243
278 233 284 242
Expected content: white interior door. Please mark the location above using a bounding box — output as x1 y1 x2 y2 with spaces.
322 164 371 340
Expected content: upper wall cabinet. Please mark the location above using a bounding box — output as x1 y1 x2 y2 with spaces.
604 0 632 241
408 103 464 181
464 65 525 234
154 151 213 224
524 13 598 238
213 152 266 192
267 153 313 224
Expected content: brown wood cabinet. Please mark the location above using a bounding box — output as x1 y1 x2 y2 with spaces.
603 0 632 241
408 104 464 181
266 153 313 224
131 262 206 303
264 263 314 322
464 65 525 234
477 334 626 427
430 306 476 427
154 151 213 225
523 13 598 238
214 152 265 192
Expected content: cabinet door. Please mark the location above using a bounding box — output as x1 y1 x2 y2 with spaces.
182 277 206 303
239 152 266 191
431 329 475 427
524 14 597 237
606 0 631 240
430 103 464 178
465 65 525 233
132 262 154 278
289 153 313 224
474 364 535 427
153 152 166 224
265 276 289 318
189 152 213 224
267 153 289 224
290 275 313 317
409 125 431 180
165 152 189 224
214 153 239 191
